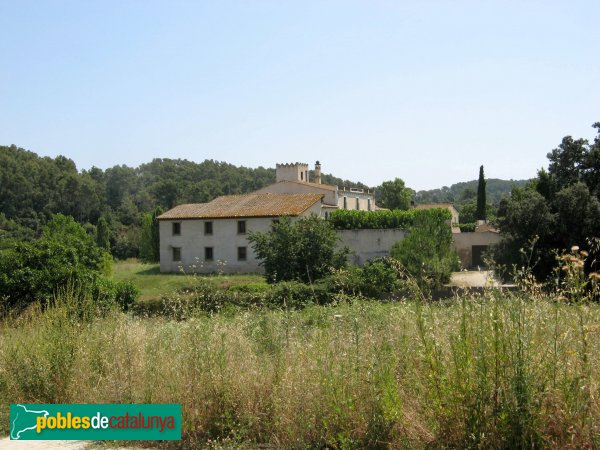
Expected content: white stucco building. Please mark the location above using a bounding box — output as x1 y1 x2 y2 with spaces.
256 161 377 217
158 161 388 273
158 192 323 273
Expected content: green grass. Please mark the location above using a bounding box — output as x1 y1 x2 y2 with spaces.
1 290 599 448
110 259 267 303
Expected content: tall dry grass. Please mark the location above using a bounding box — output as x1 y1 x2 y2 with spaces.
1 291 599 448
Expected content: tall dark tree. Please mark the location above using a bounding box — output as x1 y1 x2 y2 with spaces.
140 207 163 263
476 165 487 221
96 216 111 252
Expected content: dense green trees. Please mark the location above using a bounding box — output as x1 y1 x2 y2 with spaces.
0 215 113 308
415 178 528 206
0 146 371 260
493 122 600 281
376 178 414 210
248 215 348 283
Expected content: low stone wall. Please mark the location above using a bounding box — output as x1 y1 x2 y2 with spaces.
336 229 406 265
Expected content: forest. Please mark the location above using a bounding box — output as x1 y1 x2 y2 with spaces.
0 145 366 259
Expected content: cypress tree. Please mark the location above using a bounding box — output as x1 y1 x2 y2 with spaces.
140 207 163 262
96 216 111 252
476 165 487 221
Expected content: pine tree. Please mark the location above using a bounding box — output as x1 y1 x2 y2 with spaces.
476 165 487 221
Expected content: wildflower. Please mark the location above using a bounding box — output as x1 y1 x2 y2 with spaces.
333 314 343 319
589 272 600 280
571 245 580 253
580 250 589 257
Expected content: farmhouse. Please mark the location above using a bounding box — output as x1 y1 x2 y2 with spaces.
158 192 323 273
158 160 500 273
159 161 379 273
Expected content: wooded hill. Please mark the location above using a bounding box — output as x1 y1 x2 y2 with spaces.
0 145 367 257
415 178 530 206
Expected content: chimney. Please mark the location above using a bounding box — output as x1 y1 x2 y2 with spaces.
315 160 321 184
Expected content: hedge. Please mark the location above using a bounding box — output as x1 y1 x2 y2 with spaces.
327 208 452 230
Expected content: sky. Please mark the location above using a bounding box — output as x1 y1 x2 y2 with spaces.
1 1 599 191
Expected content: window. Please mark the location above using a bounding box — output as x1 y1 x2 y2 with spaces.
300 171 303 180
237 246 247 261
356 197 360 210
172 247 181 262
237 220 246 234
367 198 372 211
204 221 213 235
204 247 214 261
343 196 347 209
172 222 181 236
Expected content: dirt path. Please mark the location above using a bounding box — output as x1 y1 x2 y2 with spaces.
449 270 500 288
1 437 92 449
1 438 149 449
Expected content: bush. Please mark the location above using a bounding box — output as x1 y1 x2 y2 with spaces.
114 280 139 311
390 212 459 290
268 281 320 308
90 277 118 312
457 223 476 232
90 278 139 313
359 257 403 298
318 257 403 299
249 215 348 283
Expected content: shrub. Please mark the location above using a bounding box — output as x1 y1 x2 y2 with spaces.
249 215 348 283
359 257 402 298
0 214 112 310
390 212 459 289
114 280 139 311
268 281 319 308
457 223 476 232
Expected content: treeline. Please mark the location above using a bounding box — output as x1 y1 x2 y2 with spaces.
493 122 600 282
415 178 529 206
0 145 365 258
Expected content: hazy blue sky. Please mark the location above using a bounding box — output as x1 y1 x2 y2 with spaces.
1 1 598 190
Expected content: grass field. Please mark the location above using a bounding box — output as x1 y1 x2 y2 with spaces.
1 289 599 448
111 259 267 303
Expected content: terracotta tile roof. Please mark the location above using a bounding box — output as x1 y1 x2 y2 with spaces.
158 193 324 220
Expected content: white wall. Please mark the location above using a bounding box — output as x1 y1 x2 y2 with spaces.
275 164 308 182
337 192 375 211
452 231 502 268
159 205 322 274
336 229 406 265
256 182 337 207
